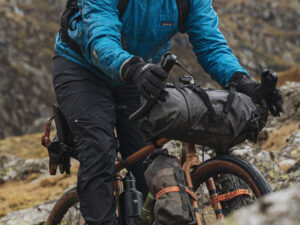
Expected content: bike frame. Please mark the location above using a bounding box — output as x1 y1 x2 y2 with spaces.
113 138 224 225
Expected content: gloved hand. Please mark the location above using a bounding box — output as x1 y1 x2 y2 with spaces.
264 84 283 117
230 73 261 103
121 56 168 101
230 72 283 117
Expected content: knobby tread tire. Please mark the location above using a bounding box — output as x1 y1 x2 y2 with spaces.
191 155 271 215
214 174 251 215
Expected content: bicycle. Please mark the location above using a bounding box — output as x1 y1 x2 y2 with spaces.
45 137 270 225
44 54 272 225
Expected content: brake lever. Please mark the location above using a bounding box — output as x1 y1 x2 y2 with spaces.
261 70 278 94
258 70 282 117
179 75 195 85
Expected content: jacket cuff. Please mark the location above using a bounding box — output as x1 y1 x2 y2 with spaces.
119 57 133 82
226 72 251 89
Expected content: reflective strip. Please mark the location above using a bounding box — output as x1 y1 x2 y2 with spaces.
119 57 133 82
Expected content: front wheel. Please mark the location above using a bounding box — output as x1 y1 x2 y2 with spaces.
191 154 271 221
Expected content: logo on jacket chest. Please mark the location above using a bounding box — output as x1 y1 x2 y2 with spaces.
160 21 174 26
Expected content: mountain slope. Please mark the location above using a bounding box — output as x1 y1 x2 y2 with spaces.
0 0 299 138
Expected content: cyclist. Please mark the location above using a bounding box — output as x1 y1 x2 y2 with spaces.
52 0 283 224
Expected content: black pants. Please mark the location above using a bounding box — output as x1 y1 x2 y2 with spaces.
53 56 148 225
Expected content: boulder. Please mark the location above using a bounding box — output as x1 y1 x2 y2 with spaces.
267 82 300 128
218 185 300 225
279 129 300 162
0 155 48 183
0 200 55 225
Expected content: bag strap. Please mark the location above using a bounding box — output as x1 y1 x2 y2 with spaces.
155 166 197 202
174 168 195 220
223 80 238 115
175 0 191 33
66 0 77 8
64 0 129 18
190 86 217 121
211 189 250 205
156 185 198 201
60 0 130 55
118 0 130 16
41 116 55 148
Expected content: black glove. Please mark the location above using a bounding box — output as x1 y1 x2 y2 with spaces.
230 72 283 117
121 56 168 100
264 84 283 117
230 73 261 103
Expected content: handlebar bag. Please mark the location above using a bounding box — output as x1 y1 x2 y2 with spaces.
144 152 196 225
139 83 267 152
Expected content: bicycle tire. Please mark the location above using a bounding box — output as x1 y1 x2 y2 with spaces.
46 186 81 225
191 154 271 217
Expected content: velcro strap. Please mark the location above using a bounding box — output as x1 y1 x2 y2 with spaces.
190 86 217 120
211 189 250 205
156 186 197 201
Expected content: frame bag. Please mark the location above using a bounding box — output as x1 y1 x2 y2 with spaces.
144 151 197 225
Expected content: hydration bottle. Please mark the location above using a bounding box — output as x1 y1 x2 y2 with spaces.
119 172 144 225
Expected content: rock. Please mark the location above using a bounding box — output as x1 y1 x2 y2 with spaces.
0 155 48 182
0 0 67 139
258 129 300 191
267 82 300 128
0 200 55 225
287 160 300 173
230 143 281 183
218 185 300 225
228 129 300 191
163 140 182 157
0 0 60 138
270 171 300 192
278 159 296 172
279 129 300 161
214 0 300 75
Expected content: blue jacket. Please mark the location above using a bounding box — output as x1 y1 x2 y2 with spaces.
55 0 249 87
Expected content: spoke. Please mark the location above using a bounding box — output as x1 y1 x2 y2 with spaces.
67 208 72 224
76 204 81 225
58 202 83 225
